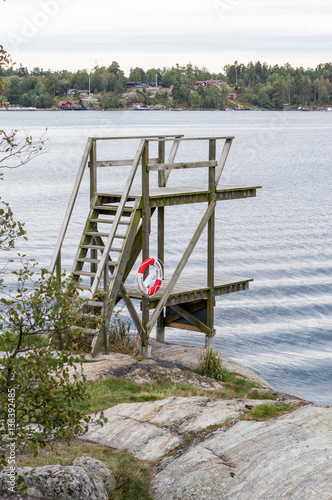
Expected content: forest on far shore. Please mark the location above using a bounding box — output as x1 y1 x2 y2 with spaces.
1 60 331 110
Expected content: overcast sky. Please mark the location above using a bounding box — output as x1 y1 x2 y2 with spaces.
2 0 331 74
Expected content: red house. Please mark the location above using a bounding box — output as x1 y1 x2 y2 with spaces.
195 79 225 87
228 93 237 100
61 101 72 109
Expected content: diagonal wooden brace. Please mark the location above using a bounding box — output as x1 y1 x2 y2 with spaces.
147 198 216 333
169 304 211 336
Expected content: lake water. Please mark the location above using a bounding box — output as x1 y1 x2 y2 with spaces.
1 110 332 405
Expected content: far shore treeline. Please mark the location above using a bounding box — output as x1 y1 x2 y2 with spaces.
0 61 331 110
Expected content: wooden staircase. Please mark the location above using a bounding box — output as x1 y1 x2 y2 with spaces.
71 193 142 354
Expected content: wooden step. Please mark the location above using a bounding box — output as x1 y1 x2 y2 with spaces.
84 231 127 240
77 257 100 264
81 244 105 250
92 205 134 216
85 300 104 308
89 218 130 226
84 231 110 238
78 284 92 291
74 270 96 277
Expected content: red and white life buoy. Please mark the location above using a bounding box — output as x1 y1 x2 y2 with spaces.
137 257 163 297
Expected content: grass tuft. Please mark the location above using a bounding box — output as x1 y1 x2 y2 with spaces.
195 348 223 380
240 403 296 421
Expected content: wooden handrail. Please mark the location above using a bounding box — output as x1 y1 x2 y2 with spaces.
147 160 217 171
49 138 92 274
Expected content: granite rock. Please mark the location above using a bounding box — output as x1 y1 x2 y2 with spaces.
151 405 332 500
0 465 108 500
80 397 275 460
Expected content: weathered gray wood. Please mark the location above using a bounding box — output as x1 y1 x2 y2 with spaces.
96 158 159 167
141 141 150 347
170 304 210 336
119 282 144 334
56 249 61 283
157 139 166 334
49 137 92 273
103 259 110 354
147 199 216 332
125 274 252 309
216 137 233 186
89 139 97 199
207 140 216 336
147 160 218 171
98 184 260 205
178 136 234 141
164 136 182 184
91 135 183 141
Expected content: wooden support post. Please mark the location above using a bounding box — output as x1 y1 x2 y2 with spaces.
157 138 166 343
89 140 97 285
207 139 216 343
89 139 97 200
103 260 110 354
216 137 233 186
164 135 182 184
56 249 61 283
141 141 150 354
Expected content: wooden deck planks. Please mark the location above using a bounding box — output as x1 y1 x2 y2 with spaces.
98 183 261 208
125 273 253 309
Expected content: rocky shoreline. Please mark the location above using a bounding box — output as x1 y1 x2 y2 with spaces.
1 339 331 499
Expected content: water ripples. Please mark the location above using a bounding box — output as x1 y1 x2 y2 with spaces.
1 110 331 405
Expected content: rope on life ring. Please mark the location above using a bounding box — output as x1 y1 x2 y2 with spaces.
137 257 163 297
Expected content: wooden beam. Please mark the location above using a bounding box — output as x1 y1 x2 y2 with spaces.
119 282 144 334
147 160 217 171
91 135 183 141
157 139 166 333
216 138 233 186
141 141 150 347
96 158 159 167
169 304 211 335
177 136 234 141
207 140 216 336
164 136 182 184
165 322 202 333
89 141 97 282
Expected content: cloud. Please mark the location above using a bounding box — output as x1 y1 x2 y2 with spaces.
2 0 331 72
8 30 332 55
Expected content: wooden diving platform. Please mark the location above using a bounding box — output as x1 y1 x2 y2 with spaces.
98 183 260 207
49 135 260 356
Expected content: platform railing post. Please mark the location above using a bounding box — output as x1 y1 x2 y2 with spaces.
207 139 216 346
103 259 110 354
141 140 151 357
56 250 61 284
89 139 97 285
157 137 166 343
